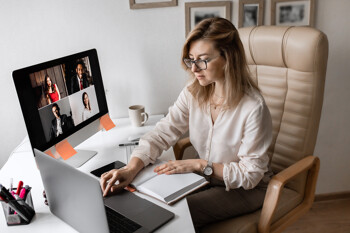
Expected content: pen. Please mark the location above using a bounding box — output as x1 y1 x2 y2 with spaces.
16 181 23 195
19 187 27 199
119 141 139 147
10 178 13 192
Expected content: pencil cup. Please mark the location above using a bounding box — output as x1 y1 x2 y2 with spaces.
1 188 35 226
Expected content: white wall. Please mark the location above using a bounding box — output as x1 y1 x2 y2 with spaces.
0 0 349 194
313 0 350 194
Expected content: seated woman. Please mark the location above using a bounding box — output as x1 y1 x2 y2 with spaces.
82 92 93 121
44 75 61 104
100 17 272 231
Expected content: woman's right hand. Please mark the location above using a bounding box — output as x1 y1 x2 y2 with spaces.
100 157 144 197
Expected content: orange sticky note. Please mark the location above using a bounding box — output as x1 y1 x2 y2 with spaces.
125 186 136 192
55 139 77 160
45 150 55 159
100 114 115 131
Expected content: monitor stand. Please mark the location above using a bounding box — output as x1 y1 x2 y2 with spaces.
62 149 97 168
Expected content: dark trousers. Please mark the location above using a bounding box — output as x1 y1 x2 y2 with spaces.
186 179 266 232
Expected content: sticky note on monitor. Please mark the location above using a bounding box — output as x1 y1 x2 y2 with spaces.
100 114 115 131
45 150 55 159
55 139 77 160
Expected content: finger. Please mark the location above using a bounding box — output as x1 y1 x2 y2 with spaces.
103 173 120 196
166 166 177 175
154 163 168 172
156 165 173 174
100 172 113 192
111 181 127 193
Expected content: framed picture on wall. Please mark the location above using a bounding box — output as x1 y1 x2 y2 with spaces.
238 0 264 28
185 1 232 36
129 0 177 9
271 0 315 26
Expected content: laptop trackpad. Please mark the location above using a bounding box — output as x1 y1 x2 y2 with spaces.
104 190 174 231
104 190 153 217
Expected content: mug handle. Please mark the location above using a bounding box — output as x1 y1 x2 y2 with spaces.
141 112 149 125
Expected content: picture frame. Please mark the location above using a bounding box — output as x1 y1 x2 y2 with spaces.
238 0 264 28
271 0 315 26
129 0 177 9
185 1 232 36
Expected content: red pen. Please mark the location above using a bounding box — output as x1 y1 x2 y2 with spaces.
16 181 23 195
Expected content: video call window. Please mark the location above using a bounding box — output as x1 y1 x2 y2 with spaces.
29 57 100 143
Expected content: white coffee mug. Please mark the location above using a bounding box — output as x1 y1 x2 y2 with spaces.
128 105 149 127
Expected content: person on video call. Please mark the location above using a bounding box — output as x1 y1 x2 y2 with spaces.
82 92 93 121
44 75 61 104
70 61 89 94
100 17 272 231
50 103 73 140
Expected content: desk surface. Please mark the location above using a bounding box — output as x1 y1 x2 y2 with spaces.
0 115 195 233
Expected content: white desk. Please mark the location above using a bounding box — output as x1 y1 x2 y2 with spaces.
0 115 195 233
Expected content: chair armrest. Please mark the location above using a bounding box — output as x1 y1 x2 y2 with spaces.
258 155 320 233
173 137 192 160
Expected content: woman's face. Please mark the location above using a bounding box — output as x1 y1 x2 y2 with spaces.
84 94 89 106
188 39 226 87
46 77 52 87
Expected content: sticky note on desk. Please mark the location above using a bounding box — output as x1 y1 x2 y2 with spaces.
100 113 115 131
55 139 77 160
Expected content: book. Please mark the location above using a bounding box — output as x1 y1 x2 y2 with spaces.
130 160 209 205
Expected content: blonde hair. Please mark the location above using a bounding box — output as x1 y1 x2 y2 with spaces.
182 17 259 109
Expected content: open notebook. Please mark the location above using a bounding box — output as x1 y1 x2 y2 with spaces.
130 160 209 205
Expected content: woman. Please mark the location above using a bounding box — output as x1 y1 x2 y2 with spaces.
100 18 272 230
44 75 61 104
82 92 93 121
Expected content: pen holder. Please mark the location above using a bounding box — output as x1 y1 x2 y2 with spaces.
1 188 35 226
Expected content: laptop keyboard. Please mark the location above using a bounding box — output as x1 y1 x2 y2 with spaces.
105 206 142 233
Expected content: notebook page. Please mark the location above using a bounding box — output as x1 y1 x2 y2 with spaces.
131 160 166 187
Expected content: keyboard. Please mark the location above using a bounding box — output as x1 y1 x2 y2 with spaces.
105 206 141 233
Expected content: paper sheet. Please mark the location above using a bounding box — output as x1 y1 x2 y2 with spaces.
55 139 77 160
100 113 116 131
45 150 55 159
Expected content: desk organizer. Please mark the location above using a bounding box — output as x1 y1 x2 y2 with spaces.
1 187 35 226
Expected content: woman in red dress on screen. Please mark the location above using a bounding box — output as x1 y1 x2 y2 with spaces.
44 75 61 104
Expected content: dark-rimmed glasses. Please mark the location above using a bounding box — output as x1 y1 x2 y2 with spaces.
183 55 220 71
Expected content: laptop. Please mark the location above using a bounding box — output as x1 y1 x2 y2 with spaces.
34 149 174 233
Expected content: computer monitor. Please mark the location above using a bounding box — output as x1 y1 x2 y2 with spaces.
13 49 108 167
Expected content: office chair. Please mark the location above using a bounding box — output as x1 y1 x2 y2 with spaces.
173 26 328 233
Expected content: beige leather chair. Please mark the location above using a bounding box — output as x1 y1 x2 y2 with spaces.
173 26 328 233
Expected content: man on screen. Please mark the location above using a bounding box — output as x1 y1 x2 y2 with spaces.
50 103 73 140
70 61 89 94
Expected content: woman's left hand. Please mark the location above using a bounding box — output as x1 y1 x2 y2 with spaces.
154 159 203 175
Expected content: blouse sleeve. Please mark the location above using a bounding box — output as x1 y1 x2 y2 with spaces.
130 88 191 166
223 101 272 191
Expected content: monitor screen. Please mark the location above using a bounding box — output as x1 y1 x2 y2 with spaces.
13 49 108 157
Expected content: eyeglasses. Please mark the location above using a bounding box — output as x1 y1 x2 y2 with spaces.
183 55 220 71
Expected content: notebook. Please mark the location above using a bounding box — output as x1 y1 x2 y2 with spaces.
130 160 209 205
34 149 174 233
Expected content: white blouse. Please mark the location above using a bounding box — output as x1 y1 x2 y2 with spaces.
82 108 93 121
131 87 272 191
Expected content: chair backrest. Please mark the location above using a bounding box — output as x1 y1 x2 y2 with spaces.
238 26 328 193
